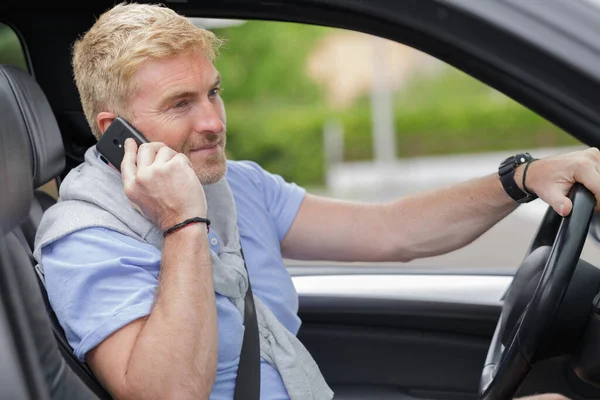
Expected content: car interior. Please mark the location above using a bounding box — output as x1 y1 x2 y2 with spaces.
4 1 600 400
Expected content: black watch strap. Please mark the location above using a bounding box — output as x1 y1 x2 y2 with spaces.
498 153 538 204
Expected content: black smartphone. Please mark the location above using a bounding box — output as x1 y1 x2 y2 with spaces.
97 117 149 172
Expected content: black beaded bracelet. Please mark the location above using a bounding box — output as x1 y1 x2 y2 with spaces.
163 217 211 237
522 158 539 198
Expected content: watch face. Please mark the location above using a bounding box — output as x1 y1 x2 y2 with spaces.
515 153 532 165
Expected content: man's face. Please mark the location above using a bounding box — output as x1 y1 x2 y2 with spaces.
127 50 227 184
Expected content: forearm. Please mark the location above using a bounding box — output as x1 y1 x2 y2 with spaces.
283 169 525 262
381 172 518 261
283 171 520 262
123 224 217 399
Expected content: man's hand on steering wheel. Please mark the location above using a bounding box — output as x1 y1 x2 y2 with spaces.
520 147 600 216
481 150 600 399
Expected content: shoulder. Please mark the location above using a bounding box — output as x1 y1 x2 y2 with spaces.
42 226 159 263
226 160 269 181
225 159 276 194
226 159 295 187
33 200 138 260
226 159 303 199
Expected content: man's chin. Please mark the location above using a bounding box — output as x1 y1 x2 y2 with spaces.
194 160 227 185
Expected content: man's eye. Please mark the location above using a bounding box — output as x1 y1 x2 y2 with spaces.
173 100 189 109
209 87 222 97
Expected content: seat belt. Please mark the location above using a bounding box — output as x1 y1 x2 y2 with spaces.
234 248 260 400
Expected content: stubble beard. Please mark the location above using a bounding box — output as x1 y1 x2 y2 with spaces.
185 133 228 185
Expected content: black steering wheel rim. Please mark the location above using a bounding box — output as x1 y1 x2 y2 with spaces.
479 183 595 400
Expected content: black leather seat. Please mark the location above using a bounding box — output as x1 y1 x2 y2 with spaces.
0 64 111 399
0 65 66 248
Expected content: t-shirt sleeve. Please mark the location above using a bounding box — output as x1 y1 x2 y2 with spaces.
238 161 306 241
40 227 161 362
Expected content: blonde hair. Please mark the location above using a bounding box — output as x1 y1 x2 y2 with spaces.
71 2 224 139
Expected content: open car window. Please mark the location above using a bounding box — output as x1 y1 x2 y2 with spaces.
0 22 26 71
209 20 600 271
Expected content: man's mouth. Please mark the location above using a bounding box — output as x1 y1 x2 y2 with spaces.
190 141 221 155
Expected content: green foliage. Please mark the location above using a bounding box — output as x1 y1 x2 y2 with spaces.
212 22 577 187
225 102 328 186
0 24 28 71
341 67 577 161
213 21 329 104
213 21 331 185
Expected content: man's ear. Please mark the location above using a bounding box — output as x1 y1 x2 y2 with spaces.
96 112 116 135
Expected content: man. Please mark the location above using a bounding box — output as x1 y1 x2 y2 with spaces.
33 2 596 400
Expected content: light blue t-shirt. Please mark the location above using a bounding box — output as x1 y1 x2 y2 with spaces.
40 159 306 400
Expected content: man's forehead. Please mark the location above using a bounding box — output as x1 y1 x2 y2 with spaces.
134 52 220 91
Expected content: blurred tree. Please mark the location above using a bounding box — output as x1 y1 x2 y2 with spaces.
210 21 576 187
212 21 332 186
0 23 28 71
213 21 329 104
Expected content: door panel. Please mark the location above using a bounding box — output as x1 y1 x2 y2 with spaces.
293 273 507 399
299 324 490 399
292 271 600 399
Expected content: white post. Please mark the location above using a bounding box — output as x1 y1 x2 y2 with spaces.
370 36 396 164
323 118 344 189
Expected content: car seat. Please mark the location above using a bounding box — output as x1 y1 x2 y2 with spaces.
0 64 111 399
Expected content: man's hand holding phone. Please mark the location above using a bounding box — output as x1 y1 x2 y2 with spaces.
120 138 208 232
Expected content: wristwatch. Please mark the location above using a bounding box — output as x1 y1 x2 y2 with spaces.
498 152 538 203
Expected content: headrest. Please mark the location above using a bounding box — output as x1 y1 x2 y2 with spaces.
0 66 33 234
0 65 65 188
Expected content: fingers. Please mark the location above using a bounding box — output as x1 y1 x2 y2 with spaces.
154 145 178 164
544 190 573 217
536 148 600 217
574 156 600 211
136 142 167 167
514 395 570 400
121 138 138 184
170 152 193 168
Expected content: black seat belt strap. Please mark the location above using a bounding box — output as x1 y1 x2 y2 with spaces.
234 248 260 400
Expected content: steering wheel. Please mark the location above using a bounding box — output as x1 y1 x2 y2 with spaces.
479 183 596 400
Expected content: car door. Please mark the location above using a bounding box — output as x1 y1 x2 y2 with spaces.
4 1 600 399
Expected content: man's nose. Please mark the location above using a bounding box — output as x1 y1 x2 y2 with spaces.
194 100 225 134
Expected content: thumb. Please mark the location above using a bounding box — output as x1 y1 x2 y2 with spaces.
544 190 572 217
